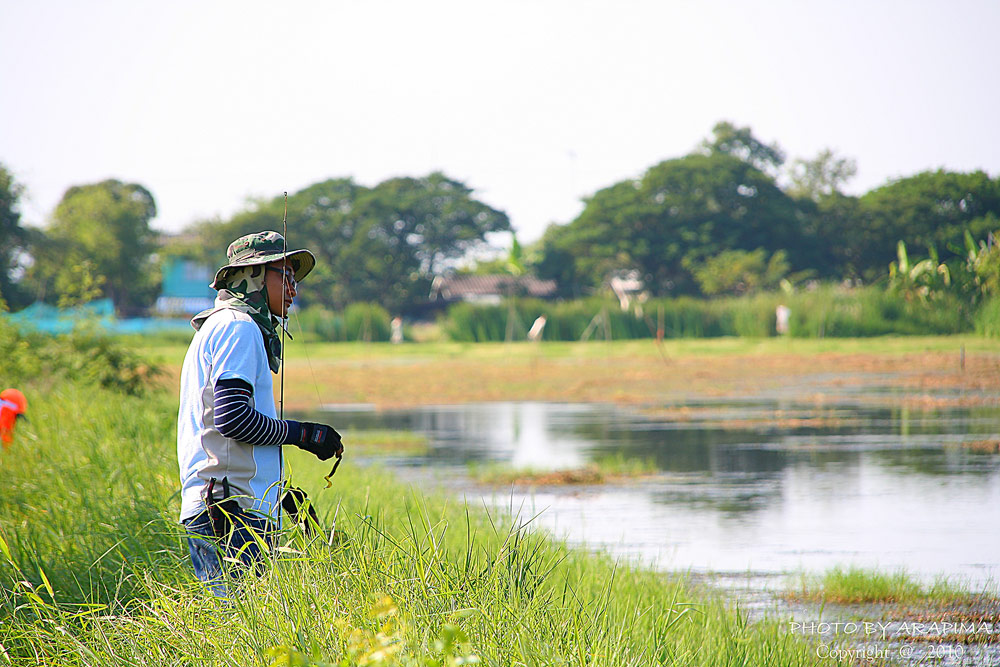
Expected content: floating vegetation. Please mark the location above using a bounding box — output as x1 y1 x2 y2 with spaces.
344 429 430 455
787 566 984 605
471 453 658 486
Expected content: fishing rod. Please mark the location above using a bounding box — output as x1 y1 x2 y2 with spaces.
276 190 342 538
280 192 288 420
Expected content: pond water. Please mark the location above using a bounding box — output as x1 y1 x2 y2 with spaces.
310 389 1000 586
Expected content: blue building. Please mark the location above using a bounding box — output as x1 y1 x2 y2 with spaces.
155 257 215 316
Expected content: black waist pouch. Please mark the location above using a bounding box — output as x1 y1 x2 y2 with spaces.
281 485 320 535
204 476 241 539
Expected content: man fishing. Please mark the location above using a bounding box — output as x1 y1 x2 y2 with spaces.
176 230 343 595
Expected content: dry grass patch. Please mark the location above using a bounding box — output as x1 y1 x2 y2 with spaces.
961 439 1000 453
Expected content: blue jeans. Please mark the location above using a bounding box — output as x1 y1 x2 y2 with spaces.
183 505 276 597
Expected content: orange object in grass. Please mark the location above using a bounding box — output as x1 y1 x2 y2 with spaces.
0 388 27 448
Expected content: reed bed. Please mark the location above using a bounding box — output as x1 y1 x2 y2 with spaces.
438 287 970 343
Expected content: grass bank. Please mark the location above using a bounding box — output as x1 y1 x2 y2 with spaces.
0 376 840 665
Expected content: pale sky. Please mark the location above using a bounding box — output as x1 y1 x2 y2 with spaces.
2 0 998 244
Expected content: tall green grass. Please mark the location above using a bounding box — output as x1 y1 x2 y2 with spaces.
0 332 843 665
974 296 1000 337
782 287 970 338
294 303 392 342
438 286 972 342
0 383 182 604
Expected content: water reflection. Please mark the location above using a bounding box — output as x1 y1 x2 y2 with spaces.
308 399 1000 584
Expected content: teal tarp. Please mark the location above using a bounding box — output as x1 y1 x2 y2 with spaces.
3 299 192 335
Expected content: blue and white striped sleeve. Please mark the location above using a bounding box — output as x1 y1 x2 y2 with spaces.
214 378 302 446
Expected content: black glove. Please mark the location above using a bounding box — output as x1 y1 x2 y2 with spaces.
296 422 344 461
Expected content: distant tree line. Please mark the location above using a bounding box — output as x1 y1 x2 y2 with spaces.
534 122 1000 298
2 121 999 315
0 169 510 315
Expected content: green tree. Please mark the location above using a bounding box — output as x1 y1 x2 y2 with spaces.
787 149 858 201
177 178 368 308
175 178 364 306
700 121 786 175
533 222 582 296
0 164 31 310
367 173 509 275
782 149 861 279
686 248 790 296
55 259 107 308
332 174 510 310
887 240 952 303
855 170 1000 280
33 180 159 313
948 223 1000 304
788 191 865 280
536 152 802 296
179 173 510 312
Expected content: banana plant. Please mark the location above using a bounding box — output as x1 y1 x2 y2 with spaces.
888 240 951 303
956 229 1000 303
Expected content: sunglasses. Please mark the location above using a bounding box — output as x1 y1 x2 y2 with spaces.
266 266 297 287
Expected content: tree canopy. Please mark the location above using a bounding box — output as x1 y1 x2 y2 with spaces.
29 179 159 312
536 152 802 296
700 121 786 175
853 170 1000 279
177 172 510 312
0 164 30 310
535 124 1000 295
786 149 858 201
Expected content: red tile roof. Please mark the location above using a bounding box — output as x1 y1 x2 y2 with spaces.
431 274 557 300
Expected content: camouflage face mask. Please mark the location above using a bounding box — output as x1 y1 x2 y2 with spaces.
191 265 284 374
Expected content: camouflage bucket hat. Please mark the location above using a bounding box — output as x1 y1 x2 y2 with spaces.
211 230 316 290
